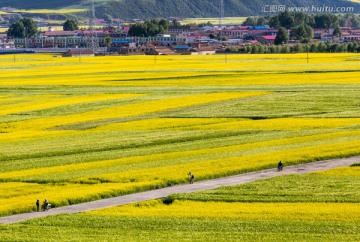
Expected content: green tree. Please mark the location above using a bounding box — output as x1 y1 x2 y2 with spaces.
269 16 280 29
304 25 314 40
317 42 327 52
128 19 169 37
257 17 267 26
63 19 79 31
243 17 257 26
339 43 347 52
291 24 313 43
293 12 307 26
128 23 146 37
105 36 112 48
314 14 339 28
293 43 304 53
351 17 360 28
7 21 25 38
258 44 265 53
274 45 281 53
274 27 289 45
278 11 294 29
310 43 318 52
333 25 342 37
268 46 274 53
281 45 290 53
341 14 360 28
171 19 181 27
347 42 358 52
244 45 251 53
21 18 38 37
206 21 214 27
7 18 37 38
159 19 170 30
251 44 259 54
291 25 307 39
225 47 239 52
264 45 270 54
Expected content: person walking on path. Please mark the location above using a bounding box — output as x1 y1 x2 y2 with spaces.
278 161 283 171
188 172 194 184
36 199 40 212
42 199 49 211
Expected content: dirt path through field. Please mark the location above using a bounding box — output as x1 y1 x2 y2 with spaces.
1 156 358 224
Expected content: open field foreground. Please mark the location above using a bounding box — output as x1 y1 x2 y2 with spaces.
0 156 358 224
0 165 359 241
0 53 360 218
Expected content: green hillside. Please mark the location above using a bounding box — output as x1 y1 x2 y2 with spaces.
0 0 83 9
0 0 358 19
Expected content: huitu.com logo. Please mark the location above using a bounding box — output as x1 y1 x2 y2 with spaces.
261 5 355 13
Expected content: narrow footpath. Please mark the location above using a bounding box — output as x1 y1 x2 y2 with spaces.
0 156 358 224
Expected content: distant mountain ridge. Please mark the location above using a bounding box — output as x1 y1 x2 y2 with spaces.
1 0 359 19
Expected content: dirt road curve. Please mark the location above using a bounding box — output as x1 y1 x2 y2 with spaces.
1 156 358 224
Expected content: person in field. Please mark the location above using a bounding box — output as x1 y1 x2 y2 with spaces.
277 161 283 171
36 199 40 212
188 172 194 184
42 199 49 211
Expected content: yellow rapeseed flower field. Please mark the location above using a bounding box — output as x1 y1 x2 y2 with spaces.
11 9 86 14
0 93 137 116
0 53 360 215
90 200 360 221
95 117 360 131
0 166 358 241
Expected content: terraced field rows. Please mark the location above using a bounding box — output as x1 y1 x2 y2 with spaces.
0 53 359 216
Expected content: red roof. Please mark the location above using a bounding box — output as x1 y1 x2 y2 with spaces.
262 35 276 40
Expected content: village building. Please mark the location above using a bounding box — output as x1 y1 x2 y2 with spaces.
41 30 78 38
189 44 216 55
0 31 7 39
342 35 360 42
257 35 276 45
168 26 195 35
0 37 15 49
146 46 176 55
321 34 335 43
62 49 94 57
220 29 247 39
118 45 155 55
111 39 136 48
117 47 139 55
314 30 324 39
173 45 191 54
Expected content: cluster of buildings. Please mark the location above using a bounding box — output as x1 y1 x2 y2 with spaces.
1 17 360 55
